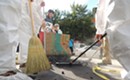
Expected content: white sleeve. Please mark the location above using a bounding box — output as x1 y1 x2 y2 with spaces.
32 0 43 34
58 29 63 34
95 0 107 34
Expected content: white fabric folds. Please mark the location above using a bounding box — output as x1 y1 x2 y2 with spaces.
96 0 130 79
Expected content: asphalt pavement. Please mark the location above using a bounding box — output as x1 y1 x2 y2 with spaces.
17 45 126 80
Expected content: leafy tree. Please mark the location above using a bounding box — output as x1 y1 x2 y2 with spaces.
53 3 96 42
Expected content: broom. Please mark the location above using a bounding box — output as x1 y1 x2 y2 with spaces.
26 0 51 74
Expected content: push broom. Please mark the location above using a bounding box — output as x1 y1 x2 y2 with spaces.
26 0 51 74
56 33 107 66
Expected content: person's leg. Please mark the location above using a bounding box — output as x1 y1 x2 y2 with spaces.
0 44 17 74
70 47 75 55
19 0 42 67
18 0 31 66
99 45 103 59
102 37 112 64
69 47 73 53
19 32 31 67
0 0 21 75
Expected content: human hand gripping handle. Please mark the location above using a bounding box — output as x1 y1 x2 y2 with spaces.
95 32 107 40
99 33 107 40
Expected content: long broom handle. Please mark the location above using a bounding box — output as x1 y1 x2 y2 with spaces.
28 0 35 36
70 33 107 64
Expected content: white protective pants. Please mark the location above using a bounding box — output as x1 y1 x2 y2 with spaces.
0 0 21 74
0 73 32 80
0 0 32 80
19 0 43 64
104 0 130 79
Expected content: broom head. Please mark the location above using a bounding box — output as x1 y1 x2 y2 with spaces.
26 35 51 74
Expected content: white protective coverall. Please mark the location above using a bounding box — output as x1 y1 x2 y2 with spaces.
0 0 43 79
96 0 130 79
19 0 44 64
0 0 32 80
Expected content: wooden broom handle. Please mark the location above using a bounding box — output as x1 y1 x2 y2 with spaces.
28 0 35 36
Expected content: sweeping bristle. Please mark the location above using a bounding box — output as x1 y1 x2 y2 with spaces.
26 35 51 74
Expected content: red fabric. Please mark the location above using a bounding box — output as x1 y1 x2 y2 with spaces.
39 31 44 44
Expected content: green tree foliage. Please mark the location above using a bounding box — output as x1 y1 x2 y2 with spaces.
53 3 96 42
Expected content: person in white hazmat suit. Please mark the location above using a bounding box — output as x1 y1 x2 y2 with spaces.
0 0 44 80
95 0 130 79
19 0 45 67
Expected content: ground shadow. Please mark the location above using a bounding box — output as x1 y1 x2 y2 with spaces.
56 64 104 80
35 70 73 80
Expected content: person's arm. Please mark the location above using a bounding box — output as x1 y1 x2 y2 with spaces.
41 20 46 30
95 0 107 35
58 29 63 34
95 0 108 40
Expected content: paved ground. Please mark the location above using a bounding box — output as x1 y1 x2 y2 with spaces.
72 45 127 80
17 45 127 80
34 65 104 80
